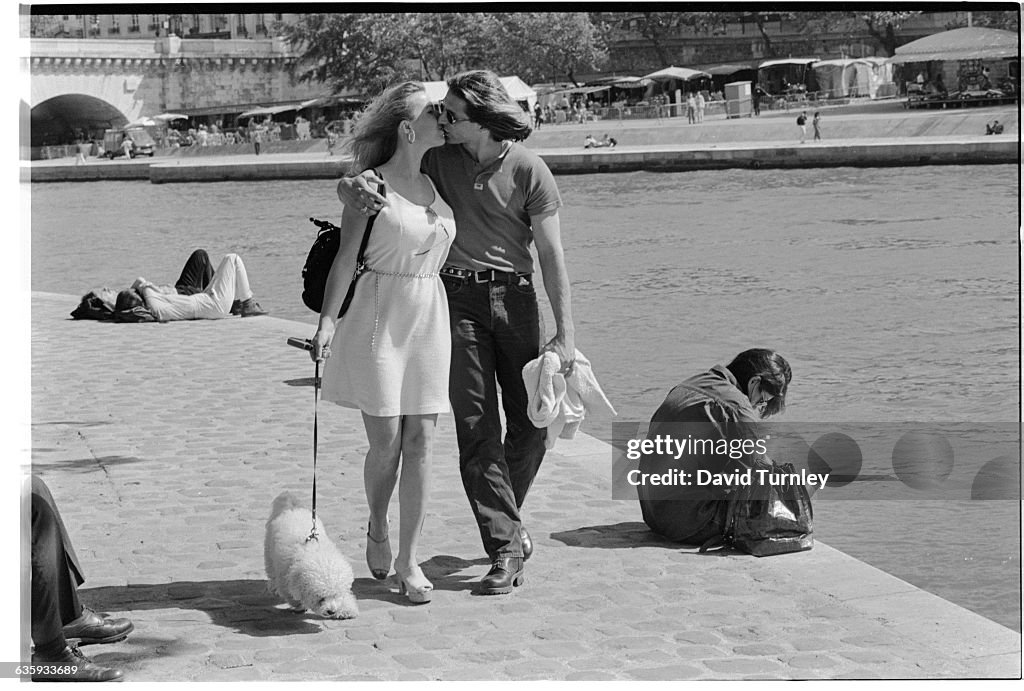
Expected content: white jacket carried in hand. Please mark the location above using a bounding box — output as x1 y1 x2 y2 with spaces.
522 349 617 449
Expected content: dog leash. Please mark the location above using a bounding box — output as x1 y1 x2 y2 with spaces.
307 360 321 543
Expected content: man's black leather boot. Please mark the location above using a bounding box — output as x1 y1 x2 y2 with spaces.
476 557 524 595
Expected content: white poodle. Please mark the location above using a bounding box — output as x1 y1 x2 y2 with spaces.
264 491 358 619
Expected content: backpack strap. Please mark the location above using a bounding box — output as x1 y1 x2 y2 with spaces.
336 169 385 319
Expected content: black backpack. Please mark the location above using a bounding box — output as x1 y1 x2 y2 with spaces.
796 115 806 126
301 177 384 316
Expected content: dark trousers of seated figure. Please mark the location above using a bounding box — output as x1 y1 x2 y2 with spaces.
31 476 85 652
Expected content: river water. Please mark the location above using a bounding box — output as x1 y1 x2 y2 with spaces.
30 165 1020 631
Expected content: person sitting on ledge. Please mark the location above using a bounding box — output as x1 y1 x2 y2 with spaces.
30 476 132 682
115 250 268 322
985 120 1004 135
636 348 791 545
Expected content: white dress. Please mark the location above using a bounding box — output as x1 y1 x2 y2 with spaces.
321 176 456 417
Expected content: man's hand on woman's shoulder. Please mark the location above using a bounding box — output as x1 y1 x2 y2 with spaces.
336 170 387 217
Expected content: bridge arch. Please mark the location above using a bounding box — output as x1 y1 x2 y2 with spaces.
30 94 130 147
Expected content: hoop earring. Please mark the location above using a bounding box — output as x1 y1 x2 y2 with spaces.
407 130 415 144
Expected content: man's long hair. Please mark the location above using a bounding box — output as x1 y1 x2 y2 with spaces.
447 70 532 143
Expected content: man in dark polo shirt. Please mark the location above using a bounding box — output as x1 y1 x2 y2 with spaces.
338 71 575 595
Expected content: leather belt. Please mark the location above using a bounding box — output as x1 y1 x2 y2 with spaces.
440 266 531 284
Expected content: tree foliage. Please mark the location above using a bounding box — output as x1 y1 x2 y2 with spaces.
959 10 1020 32
490 12 608 85
858 11 922 56
281 12 606 94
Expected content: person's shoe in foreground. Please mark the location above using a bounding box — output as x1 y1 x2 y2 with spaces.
31 644 124 682
62 608 134 646
476 556 524 595
238 297 268 317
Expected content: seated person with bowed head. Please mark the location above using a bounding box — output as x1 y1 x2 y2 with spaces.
986 120 1004 135
30 476 133 681
115 251 268 322
637 348 792 544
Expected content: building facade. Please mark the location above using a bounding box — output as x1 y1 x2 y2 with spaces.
28 12 302 41
25 10 986 152
595 11 969 73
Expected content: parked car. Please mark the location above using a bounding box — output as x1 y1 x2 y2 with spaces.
102 127 156 159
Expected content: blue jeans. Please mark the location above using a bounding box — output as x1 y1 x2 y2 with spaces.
442 273 547 560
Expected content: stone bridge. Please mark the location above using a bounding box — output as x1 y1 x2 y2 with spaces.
27 36 318 148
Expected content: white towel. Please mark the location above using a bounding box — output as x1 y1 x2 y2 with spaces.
522 349 617 449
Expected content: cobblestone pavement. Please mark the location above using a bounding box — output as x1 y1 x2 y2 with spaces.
28 292 1020 681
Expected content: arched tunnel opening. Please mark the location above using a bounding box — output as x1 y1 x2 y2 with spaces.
28 94 128 147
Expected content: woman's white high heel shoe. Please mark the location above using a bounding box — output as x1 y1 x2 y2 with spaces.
396 567 433 604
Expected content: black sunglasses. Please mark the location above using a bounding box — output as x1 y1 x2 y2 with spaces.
430 102 472 125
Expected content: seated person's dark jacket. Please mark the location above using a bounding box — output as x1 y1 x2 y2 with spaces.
638 364 767 544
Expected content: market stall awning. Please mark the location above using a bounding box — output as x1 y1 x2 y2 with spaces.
153 112 188 121
812 58 872 68
586 75 651 85
548 85 612 96
702 63 756 75
608 77 652 87
239 103 308 118
889 26 1020 64
758 58 819 68
643 66 711 81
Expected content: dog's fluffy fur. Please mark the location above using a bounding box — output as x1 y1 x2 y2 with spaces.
264 492 358 619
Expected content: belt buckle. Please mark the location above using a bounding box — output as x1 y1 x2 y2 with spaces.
473 270 491 283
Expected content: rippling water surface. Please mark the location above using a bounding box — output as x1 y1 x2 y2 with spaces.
30 165 1021 630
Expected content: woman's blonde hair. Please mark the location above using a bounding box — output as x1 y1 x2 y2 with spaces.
344 81 425 173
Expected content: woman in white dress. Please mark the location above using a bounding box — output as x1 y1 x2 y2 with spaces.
311 82 454 604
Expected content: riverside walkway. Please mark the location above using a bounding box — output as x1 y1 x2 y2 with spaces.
27 291 1021 681
26 103 1019 182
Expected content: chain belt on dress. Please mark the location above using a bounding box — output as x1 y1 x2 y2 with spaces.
368 267 440 351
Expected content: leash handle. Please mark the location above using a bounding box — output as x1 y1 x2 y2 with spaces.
308 360 320 542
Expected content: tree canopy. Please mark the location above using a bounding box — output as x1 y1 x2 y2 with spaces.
280 12 607 94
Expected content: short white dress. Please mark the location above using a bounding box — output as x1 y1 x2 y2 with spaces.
321 175 456 417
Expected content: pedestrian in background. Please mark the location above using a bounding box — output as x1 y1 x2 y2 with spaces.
812 111 822 141
250 121 264 155
74 140 89 165
797 111 808 143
